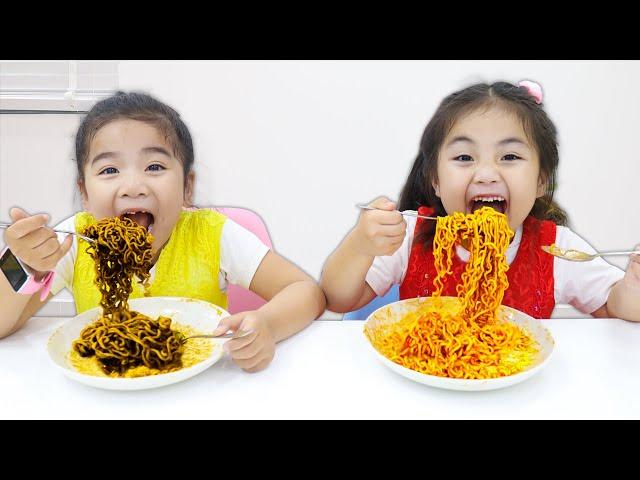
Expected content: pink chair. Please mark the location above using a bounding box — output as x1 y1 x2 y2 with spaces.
213 207 273 314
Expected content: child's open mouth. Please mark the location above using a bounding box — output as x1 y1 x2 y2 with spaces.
120 210 155 234
469 195 507 215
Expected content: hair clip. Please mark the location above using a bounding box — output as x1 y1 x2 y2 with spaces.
518 80 543 104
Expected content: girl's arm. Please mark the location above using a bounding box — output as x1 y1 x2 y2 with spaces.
600 249 640 321
0 208 73 338
320 197 406 313
0 279 55 338
320 230 379 313
248 251 326 341
211 250 326 373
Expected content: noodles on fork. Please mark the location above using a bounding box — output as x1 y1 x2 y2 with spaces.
72 216 189 376
82 216 153 314
366 207 539 379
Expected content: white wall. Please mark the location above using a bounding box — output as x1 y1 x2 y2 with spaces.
0 114 82 315
0 114 82 226
2 60 639 317
119 60 639 278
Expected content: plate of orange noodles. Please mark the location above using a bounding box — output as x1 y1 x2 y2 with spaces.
363 206 555 391
47 296 229 391
363 296 554 391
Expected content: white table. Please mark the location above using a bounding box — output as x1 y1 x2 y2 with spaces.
1 316 639 419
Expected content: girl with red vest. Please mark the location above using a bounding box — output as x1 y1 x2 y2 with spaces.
321 81 640 321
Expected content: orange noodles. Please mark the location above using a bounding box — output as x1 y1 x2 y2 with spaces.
73 216 186 375
433 206 512 327
366 207 539 379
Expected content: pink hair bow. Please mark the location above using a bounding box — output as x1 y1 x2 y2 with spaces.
518 80 543 104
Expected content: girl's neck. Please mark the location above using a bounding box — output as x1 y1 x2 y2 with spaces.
150 238 171 267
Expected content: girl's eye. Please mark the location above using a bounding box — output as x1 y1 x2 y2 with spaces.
454 154 473 162
99 167 118 175
502 154 522 161
147 164 165 172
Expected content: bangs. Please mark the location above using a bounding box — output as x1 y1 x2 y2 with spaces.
445 97 538 150
80 113 185 172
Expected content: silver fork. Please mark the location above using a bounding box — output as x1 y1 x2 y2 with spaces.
541 245 640 262
354 205 475 249
0 223 96 244
356 204 438 220
181 329 254 343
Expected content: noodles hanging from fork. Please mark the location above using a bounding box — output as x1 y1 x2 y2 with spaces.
72 216 186 375
366 207 539 379
82 216 153 314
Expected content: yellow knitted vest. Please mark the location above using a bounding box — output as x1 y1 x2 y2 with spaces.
73 209 227 314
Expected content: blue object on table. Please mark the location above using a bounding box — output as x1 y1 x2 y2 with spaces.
343 284 400 320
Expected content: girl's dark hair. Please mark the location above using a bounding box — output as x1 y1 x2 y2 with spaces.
398 81 568 244
74 91 194 188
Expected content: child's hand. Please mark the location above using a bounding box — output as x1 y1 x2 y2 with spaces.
352 196 406 257
212 311 276 373
3 207 73 276
623 244 640 289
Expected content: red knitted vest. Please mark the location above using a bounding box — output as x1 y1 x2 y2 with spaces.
399 206 556 319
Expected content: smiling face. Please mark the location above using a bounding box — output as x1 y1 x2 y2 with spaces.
79 119 194 260
433 105 546 231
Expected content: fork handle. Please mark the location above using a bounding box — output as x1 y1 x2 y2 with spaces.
51 228 95 243
0 223 95 243
186 329 254 340
599 250 640 256
356 205 437 221
187 333 235 339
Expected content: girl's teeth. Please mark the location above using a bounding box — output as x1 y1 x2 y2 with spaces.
473 196 505 202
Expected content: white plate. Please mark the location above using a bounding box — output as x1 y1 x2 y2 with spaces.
47 297 229 390
363 297 555 391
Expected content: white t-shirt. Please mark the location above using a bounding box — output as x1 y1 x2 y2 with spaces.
49 214 270 297
365 212 625 315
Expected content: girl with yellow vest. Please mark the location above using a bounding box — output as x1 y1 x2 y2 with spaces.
1 91 326 373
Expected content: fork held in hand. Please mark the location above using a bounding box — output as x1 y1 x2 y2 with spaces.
356 204 437 221
0 223 96 244
181 329 254 343
541 245 640 262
